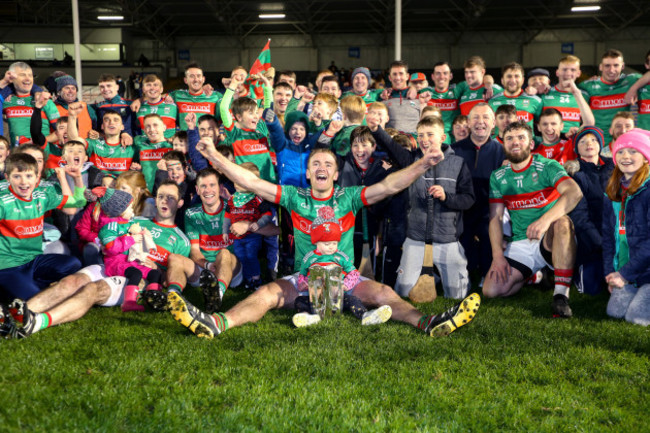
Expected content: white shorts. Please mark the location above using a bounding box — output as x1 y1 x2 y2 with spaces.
191 262 244 288
77 264 127 307
504 238 553 278
284 272 369 296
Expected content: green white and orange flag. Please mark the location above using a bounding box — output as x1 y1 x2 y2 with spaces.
245 39 271 101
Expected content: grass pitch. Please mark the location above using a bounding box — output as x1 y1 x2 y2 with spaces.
1 287 648 432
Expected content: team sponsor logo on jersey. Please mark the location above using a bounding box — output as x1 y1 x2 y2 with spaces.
517 111 534 123
504 187 560 211
148 246 170 266
430 99 457 110
0 217 44 238
91 155 130 171
640 102 650 114
199 234 231 250
140 147 171 161
591 94 627 110
17 99 26 106
5 107 34 118
177 102 215 114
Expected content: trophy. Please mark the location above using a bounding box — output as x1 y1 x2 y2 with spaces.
307 264 344 318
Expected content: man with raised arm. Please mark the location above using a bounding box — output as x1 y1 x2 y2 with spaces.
166 136 481 339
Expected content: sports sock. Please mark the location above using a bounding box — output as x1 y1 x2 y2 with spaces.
30 312 53 334
417 315 436 331
167 282 183 294
217 279 227 297
553 268 573 298
210 312 229 332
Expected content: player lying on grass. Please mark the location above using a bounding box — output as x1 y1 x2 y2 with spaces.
166 135 481 339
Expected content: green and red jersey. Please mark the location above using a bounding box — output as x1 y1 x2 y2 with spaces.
341 89 383 106
136 99 178 138
169 89 223 130
3 94 60 146
184 202 234 263
457 82 503 116
136 218 190 270
86 138 135 177
423 86 462 144
274 184 368 271
489 154 570 241
488 90 542 128
299 250 356 277
578 73 641 144
0 184 67 269
541 86 587 133
637 83 650 131
42 142 64 178
532 139 577 165
134 136 173 191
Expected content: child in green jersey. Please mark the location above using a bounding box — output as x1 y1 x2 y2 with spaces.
0 153 86 301
291 206 392 328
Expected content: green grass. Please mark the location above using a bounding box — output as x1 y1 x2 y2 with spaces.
1 287 648 432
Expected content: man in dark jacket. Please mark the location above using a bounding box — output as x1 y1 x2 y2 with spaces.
452 102 504 280
370 116 475 299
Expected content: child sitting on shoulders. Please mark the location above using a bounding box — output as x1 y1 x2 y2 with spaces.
292 207 392 328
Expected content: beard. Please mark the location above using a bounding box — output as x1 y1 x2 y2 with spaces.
505 146 531 164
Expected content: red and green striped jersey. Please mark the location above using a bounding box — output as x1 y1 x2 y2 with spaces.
532 139 577 165
136 99 178 138
637 84 650 131
488 90 542 129
423 86 462 143
223 122 276 183
0 184 66 269
169 89 223 130
578 73 641 144
134 136 173 191
457 82 503 116
3 94 60 146
184 202 234 262
42 142 64 178
136 218 190 270
489 154 570 241
86 138 135 177
541 86 587 133
275 185 368 271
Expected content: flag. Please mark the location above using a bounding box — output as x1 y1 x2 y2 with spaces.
245 39 272 101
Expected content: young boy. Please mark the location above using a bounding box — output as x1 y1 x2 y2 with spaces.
368 115 475 299
219 73 276 183
0 153 87 301
134 113 173 191
291 206 392 328
325 95 365 156
494 104 517 144
223 162 273 289
136 74 177 138
533 108 576 165
68 103 135 177
451 115 469 142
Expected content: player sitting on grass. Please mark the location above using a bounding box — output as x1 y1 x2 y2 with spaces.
166 137 480 340
292 206 392 328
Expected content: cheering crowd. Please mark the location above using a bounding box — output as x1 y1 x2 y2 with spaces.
0 46 649 340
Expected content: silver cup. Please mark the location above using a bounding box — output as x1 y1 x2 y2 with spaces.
308 264 344 318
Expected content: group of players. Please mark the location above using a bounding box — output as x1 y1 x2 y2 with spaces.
0 45 648 341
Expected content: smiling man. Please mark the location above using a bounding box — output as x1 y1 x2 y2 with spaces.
489 62 542 129
452 103 505 280
483 120 583 318
90 74 136 137
135 74 177 138
166 133 481 340
579 49 642 144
